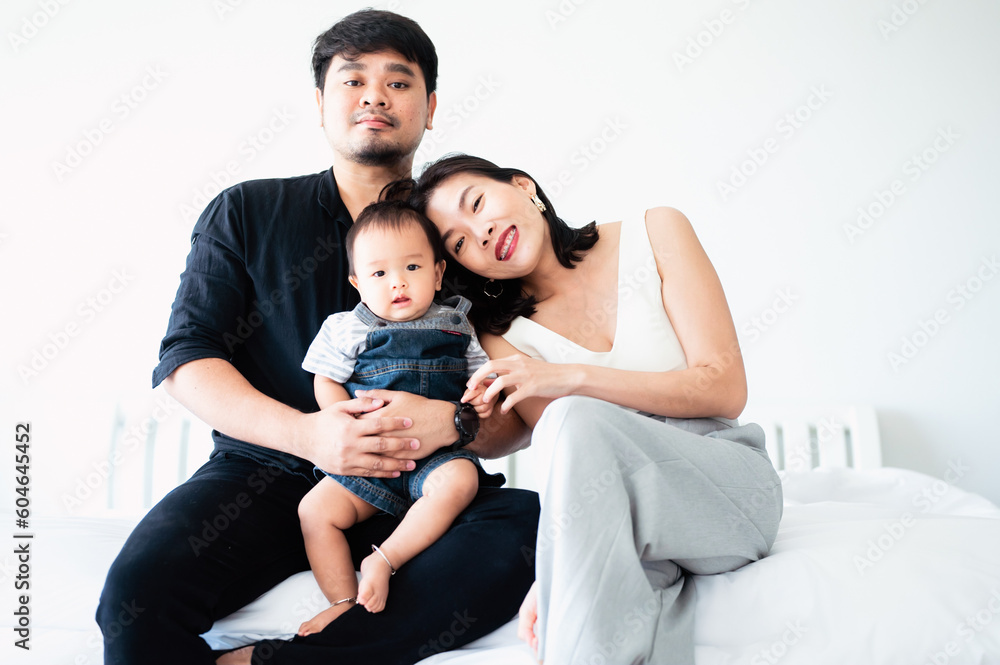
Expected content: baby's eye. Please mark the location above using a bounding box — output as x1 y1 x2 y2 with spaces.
373 270 385 277
407 264 419 271
454 237 464 253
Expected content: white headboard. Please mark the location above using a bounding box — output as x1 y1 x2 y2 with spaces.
740 405 882 472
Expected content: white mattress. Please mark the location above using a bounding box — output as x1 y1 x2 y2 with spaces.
5 467 1000 664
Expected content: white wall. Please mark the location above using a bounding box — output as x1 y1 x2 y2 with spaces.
2 0 998 515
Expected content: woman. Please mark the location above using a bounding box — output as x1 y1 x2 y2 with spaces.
394 154 783 664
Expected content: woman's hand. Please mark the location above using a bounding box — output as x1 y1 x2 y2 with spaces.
465 355 583 415
517 581 540 657
461 379 495 419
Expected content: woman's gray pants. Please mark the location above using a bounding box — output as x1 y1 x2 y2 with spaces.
530 396 783 665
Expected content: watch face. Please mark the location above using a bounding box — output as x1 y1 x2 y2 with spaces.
459 403 479 438
464 409 479 435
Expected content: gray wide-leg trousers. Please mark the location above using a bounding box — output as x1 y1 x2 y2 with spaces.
530 396 783 665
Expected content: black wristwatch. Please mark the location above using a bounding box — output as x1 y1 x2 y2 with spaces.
451 401 480 450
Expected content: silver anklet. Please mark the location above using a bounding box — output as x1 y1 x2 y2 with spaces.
331 596 356 607
371 544 397 575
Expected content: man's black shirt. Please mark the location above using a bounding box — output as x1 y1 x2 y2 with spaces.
153 168 359 473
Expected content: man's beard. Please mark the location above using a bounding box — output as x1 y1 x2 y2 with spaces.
349 136 413 167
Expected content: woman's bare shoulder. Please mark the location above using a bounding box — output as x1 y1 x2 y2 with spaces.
642 207 702 260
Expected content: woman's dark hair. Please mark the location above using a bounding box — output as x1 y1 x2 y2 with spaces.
312 9 438 95
382 154 599 335
347 200 445 277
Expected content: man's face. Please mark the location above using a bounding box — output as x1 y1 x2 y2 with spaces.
317 49 437 167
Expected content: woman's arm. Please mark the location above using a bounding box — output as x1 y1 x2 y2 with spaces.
474 335 556 431
469 207 747 421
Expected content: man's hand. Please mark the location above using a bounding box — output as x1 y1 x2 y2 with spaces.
300 395 421 477
355 389 457 453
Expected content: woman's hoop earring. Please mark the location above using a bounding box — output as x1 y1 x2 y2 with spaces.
484 279 503 298
530 194 547 213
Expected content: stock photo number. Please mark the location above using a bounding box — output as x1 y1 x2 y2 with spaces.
13 422 32 650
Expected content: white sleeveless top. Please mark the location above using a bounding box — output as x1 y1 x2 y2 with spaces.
502 217 688 373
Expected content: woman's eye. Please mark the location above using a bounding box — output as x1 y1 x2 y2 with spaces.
454 237 464 253
473 195 482 213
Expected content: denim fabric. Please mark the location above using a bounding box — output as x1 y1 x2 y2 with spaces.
325 297 504 517
343 296 474 400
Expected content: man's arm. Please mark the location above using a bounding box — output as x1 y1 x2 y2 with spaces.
166 358 421 477
355 390 530 460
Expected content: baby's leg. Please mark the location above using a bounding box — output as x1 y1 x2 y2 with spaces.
358 458 479 612
297 476 380 636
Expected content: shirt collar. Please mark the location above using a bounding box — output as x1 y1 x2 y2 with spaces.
318 167 352 227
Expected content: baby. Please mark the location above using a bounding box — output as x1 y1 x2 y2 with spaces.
297 200 500 636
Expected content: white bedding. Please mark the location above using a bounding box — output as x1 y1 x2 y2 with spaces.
6 467 1000 664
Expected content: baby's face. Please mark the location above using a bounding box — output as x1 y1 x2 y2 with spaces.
349 223 445 322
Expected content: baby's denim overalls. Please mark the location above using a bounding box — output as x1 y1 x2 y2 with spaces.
321 296 504 517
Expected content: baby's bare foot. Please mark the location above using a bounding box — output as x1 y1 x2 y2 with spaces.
297 600 354 637
357 552 393 612
216 645 253 664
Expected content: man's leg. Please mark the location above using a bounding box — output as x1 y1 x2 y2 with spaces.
251 486 540 665
96 452 317 665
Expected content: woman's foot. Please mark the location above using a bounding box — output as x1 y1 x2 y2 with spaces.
357 551 393 612
297 598 354 637
216 645 253 665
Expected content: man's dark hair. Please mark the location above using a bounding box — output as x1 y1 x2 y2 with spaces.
347 200 446 277
312 9 438 95
381 154 600 335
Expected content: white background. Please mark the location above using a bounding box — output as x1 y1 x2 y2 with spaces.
2 0 999 517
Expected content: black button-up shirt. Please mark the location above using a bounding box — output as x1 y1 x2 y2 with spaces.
153 168 359 472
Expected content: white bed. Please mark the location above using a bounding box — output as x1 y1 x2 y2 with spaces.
7 406 1000 664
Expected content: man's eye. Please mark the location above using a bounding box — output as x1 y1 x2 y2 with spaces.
390 82 408 89
407 264 419 271
454 237 464 253
473 195 482 213
373 270 385 277
345 80 361 87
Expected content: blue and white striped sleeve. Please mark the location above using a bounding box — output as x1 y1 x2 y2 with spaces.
465 330 490 375
301 312 366 383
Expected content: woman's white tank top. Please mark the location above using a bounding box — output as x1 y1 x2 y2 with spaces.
501 217 688 373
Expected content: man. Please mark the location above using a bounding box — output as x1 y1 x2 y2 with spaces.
96 10 539 664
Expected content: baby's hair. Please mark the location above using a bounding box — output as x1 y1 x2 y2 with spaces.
346 200 446 277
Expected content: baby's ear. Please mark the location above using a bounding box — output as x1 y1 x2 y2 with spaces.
348 274 359 290
434 260 446 290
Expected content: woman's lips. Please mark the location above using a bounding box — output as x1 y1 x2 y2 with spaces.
496 226 517 261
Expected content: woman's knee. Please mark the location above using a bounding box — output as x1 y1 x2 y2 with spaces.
531 396 621 474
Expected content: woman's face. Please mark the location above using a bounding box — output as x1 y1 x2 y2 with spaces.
424 173 549 281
